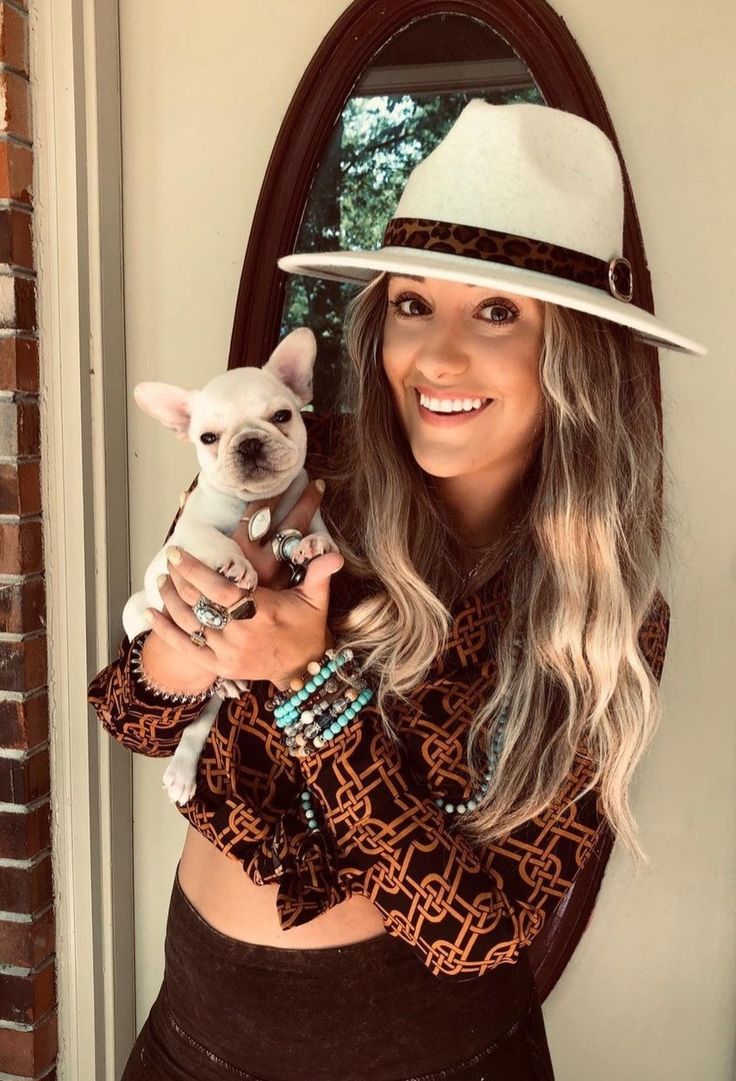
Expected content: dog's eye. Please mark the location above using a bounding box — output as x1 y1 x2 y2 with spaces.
200 432 219 445
272 410 292 424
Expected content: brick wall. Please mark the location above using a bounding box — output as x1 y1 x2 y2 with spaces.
0 1 56 1078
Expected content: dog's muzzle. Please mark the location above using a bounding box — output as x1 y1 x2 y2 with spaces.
237 436 264 459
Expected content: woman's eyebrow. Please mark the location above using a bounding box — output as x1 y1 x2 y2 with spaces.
388 274 487 290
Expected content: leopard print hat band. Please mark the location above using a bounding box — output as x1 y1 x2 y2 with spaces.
382 216 634 303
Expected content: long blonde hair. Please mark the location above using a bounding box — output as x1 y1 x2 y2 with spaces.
319 270 674 867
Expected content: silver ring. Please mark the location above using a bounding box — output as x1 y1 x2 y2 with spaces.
192 594 231 630
271 528 303 563
190 628 208 648
240 506 272 541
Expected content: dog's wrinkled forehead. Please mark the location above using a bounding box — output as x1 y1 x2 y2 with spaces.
192 368 298 429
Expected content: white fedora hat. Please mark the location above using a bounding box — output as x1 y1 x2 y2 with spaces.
278 99 707 357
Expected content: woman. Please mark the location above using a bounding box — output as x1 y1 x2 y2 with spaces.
88 101 705 1080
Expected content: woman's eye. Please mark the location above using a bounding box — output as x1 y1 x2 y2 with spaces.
388 294 429 318
479 301 518 324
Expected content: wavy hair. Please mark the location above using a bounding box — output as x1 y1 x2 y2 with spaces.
319 270 675 867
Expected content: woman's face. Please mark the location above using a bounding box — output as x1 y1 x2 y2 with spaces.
382 274 545 482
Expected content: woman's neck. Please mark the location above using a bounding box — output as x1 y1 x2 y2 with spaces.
438 482 521 553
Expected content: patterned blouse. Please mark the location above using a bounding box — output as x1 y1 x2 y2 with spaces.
87 411 671 981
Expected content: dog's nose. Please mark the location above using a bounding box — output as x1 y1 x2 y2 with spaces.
236 437 264 459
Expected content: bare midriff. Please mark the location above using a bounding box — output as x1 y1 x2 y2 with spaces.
177 824 388 948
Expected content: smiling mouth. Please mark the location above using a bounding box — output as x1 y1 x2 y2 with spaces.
413 387 494 419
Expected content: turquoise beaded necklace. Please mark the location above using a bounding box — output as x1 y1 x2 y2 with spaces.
434 703 509 817
294 635 522 836
430 555 513 816
435 629 521 817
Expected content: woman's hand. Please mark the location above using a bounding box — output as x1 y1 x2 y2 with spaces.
143 480 344 690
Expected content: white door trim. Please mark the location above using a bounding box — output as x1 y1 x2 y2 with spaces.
30 0 135 1076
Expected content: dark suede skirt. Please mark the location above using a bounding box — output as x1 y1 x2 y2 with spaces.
120 861 555 1081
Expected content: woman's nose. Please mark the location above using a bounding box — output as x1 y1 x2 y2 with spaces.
415 343 471 380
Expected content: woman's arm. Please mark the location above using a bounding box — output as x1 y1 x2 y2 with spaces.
197 593 671 979
87 471 214 757
87 628 214 757
288 690 607 979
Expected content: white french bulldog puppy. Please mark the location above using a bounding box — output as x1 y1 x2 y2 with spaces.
122 326 339 806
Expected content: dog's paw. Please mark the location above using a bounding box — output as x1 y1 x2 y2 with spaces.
291 532 340 563
219 677 251 698
162 758 198 806
217 552 258 592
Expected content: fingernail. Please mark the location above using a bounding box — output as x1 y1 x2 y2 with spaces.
143 609 154 624
315 479 326 493
156 573 168 589
166 546 182 564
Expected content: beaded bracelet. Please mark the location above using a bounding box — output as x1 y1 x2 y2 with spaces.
130 633 221 704
264 647 374 758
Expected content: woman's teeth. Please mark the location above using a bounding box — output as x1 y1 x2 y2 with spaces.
418 391 491 414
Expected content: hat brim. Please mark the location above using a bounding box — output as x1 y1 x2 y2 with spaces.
277 247 707 357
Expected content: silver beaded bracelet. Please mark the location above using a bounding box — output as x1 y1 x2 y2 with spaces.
129 633 220 704
264 647 374 758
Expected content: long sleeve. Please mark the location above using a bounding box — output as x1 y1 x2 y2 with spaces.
88 624 325 897
86 464 205 757
172 689 349 914
87 628 211 757
237 590 672 980
637 589 671 684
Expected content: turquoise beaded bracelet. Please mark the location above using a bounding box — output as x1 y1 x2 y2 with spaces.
264 647 374 759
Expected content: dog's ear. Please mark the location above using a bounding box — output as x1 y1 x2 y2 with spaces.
133 382 196 442
262 327 316 406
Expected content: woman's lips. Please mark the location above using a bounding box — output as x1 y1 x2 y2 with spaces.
414 387 494 426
